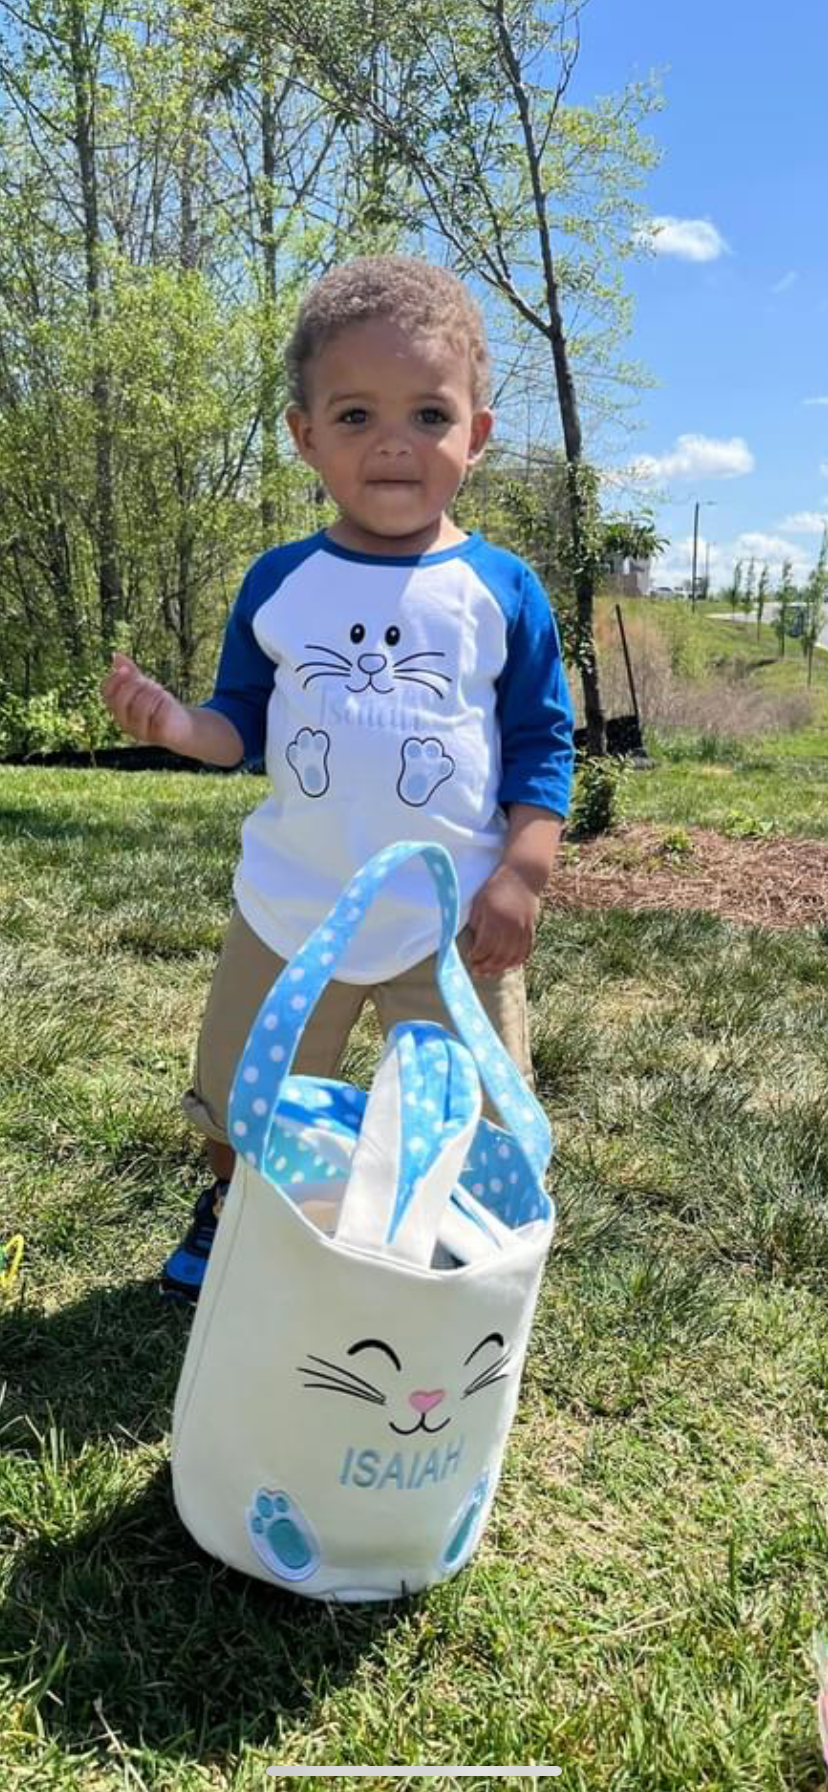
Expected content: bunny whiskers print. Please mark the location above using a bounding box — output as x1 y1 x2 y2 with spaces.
296 625 453 701
285 620 458 807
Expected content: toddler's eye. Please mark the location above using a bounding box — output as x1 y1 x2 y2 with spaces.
339 408 367 426
350 623 365 644
384 626 401 647
417 407 449 426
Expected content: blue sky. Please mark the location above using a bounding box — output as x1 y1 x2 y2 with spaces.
558 0 828 590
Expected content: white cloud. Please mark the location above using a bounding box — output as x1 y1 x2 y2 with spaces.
777 510 828 535
736 532 801 561
632 433 755 485
638 216 729 262
770 270 798 294
652 531 813 591
726 533 814 586
804 395 828 406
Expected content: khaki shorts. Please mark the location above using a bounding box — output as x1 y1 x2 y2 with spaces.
183 906 533 1145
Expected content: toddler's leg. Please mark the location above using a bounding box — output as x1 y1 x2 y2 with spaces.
371 926 533 1123
182 906 366 1147
164 907 365 1303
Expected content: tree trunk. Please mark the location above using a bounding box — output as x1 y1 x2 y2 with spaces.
493 0 606 754
68 0 121 652
44 501 83 666
175 94 203 697
259 61 279 545
175 534 197 698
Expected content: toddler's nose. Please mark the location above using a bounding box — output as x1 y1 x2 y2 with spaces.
409 1389 445 1414
358 653 387 674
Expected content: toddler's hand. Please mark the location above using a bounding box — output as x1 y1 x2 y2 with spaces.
466 864 539 977
100 653 190 752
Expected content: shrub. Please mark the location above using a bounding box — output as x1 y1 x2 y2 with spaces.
720 810 776 840
569 755 625 836
0 681 120 759
658 826 694 862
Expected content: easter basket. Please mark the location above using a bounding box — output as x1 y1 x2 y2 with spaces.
172 841 555 1601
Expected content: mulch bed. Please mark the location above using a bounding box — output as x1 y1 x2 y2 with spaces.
551 824 828 932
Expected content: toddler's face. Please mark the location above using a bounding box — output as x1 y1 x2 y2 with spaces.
287 318 492 554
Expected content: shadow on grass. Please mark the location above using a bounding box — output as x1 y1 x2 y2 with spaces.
1 1279 407 1763
1 1464 405 1762
1 1278 191 1450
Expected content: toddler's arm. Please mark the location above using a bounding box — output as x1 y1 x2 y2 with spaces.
467 804 563 977
101 653 244 767
469 558 574 976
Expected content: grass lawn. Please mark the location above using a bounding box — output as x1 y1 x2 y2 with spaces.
3 765 828 1789
623 752 828 840
604 601 828 838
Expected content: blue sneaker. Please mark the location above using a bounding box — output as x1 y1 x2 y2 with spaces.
160 1180 228 1304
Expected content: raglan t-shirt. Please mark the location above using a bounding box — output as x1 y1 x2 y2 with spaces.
204 529 575 983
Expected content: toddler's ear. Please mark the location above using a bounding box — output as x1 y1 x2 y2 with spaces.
466 408 493 467
286 404 317 466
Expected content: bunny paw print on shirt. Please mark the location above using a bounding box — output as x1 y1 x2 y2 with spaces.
397 737 455 808
286 728 331 797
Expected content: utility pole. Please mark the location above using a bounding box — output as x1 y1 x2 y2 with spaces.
690 500 715 605
690 501 700 609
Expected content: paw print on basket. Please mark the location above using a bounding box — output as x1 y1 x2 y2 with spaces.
397 737 455 808
441 1471 490 1573
286 727 331 797
247 1488 320 1582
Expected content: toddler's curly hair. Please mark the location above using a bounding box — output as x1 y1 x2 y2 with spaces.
286 255 491 410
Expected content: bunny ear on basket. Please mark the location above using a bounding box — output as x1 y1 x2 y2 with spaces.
813 1632 828 1765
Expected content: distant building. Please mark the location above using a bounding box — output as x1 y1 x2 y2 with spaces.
606 552 651 596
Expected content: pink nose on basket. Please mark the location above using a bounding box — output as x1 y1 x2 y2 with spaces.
409 1389 446 1414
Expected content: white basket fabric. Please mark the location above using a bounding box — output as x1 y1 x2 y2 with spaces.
172 842 555 1602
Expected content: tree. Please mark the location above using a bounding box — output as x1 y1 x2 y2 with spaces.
730 559 743 612
600 511 668 576
225 0 661 751
773 558 795 659
742 556 756 621
801 528 828 687
0 132 98 692
106 260 267 694
457 446 579 638
755 563 769 639
0 0 126 645
0 0 359 702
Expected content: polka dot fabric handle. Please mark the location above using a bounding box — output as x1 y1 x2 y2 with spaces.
228 841 551 1190
434 944 550 1186
229 844 457 1170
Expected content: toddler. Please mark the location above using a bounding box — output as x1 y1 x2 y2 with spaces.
102 255 575 1301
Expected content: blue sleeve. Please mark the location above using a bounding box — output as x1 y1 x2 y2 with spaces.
200 564 275 763
201 538 320 764
495 565 575 816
